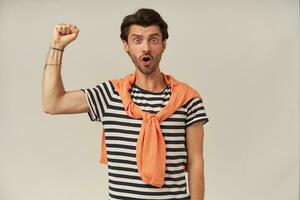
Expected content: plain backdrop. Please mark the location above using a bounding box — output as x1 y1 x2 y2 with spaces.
0 0 299 200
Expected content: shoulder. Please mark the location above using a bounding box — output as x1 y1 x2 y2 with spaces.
186 96 204 108
87 80 114 95
176 79 203 99
98 80 119 95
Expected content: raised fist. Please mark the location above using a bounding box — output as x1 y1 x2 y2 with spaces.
51 23 80 49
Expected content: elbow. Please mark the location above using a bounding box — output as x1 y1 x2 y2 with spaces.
43 108 55 115
42 93 65 114
43 107 56 115
43 104 57 115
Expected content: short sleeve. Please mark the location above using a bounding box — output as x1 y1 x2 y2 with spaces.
81 82 108 122
185 97 209 127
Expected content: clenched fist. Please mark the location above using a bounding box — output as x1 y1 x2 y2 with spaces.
51 23 80 50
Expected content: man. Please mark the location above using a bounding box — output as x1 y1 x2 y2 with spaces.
43 8 209 200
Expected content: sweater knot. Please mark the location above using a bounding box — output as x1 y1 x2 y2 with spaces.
144 112 156 120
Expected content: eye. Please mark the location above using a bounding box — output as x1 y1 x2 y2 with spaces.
133 38 141 44
150 37 158 43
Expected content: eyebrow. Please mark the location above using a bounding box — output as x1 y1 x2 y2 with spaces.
130 33 161 38
149 33 160 37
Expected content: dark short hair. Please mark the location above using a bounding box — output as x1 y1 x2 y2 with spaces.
120 8 169 42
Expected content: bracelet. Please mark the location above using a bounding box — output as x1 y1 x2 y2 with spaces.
50 47 64 52
44 63 62 68
46 63 62 65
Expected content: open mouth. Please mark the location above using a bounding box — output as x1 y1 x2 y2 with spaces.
142 57 151 62
141 55 152 65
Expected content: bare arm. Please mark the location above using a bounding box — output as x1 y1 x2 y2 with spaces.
42 23 89 115
186 121 205 200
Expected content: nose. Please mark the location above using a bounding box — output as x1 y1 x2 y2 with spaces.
141 40 150 53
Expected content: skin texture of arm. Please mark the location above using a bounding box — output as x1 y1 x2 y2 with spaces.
42 23 89 115
42 47 89 115
186 121 205 200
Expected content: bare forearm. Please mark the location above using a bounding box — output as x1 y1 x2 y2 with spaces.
188 161 205 200
42 47 65 113
42 23 79 113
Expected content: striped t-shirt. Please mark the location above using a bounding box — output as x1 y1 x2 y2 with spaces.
81 80 209 200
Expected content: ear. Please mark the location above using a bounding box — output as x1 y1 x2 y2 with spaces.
122 40 129 53
162 40 167 51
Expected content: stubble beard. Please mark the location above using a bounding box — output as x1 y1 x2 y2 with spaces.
130 54 157 75
136 63 157 75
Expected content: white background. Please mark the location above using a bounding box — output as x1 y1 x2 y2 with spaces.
0 0 299 199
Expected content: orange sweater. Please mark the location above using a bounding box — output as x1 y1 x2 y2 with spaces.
99 70 202 187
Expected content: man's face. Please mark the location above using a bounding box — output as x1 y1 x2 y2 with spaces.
123 25 166 75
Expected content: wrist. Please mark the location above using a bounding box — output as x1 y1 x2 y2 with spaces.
50 41 65 50
49 47 64 52
46 46 63 64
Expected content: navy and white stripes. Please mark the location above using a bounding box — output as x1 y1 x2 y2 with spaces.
81 80 209 200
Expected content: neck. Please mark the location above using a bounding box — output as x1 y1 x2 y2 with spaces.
134 68 167 93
